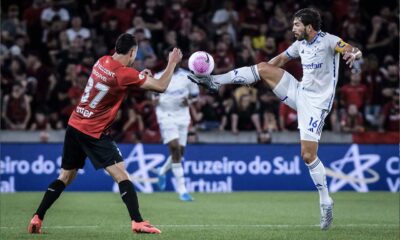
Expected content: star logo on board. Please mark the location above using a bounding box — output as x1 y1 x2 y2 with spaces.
329 144 380 192
112 144 164 193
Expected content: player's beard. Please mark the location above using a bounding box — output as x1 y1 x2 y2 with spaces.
295 30 307 41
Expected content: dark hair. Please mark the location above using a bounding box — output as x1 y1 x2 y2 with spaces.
115 33 137 54
294 8 321 31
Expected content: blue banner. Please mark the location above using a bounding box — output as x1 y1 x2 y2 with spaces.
0 143 398 193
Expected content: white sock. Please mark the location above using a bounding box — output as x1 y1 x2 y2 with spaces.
213 65 260 85
307 157 332 205
172 163 187 195
159 156 172 175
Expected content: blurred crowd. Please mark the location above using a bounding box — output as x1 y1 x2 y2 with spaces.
1 0 399 143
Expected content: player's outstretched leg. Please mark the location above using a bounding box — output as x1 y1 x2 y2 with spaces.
28 169 75 234
188 65 260 93
188 62 285 93
106 162 161 234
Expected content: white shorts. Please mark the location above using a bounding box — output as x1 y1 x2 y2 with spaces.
273 71 329 142
158 121 189 146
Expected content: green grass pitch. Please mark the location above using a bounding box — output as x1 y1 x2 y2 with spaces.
1 192 399 240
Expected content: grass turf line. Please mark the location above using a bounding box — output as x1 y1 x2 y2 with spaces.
0 192 399 240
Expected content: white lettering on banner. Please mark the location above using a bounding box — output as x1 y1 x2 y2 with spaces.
184 156 301 176
249 156 272 174
0 156 30 174
0 176 15 192
0 155 58 175
119 144 304 193
176 177 232 192
386 157 399 175
387 178 400 192
273 156 301 175
235 161 247 175
31 155 55 174
0 155 85 192
17 161 29 174
386 156 400 192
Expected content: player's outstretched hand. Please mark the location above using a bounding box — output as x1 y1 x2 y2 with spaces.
168 48 183 64
343 50 361 68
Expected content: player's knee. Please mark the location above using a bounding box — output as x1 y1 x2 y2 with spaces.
257 62 270 78
168 140 180 156
301 151 316 164
169 139 180 150
113 170 130 183
58 169 77 186
256 62 283 86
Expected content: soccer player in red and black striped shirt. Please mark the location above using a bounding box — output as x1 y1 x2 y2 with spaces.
28 33 183 234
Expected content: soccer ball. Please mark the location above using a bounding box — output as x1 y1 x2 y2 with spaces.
188 51 215 76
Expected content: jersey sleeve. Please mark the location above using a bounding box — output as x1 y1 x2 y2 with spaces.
327 33 346 53
117 67 147 87
285 41 300 59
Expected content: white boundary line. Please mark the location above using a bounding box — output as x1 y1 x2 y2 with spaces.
1 224 398 229
158 224 399 227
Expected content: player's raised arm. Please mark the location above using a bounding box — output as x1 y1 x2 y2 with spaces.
334 40 362 68
268 52 292 68
140 48 183 92
268 38 300 68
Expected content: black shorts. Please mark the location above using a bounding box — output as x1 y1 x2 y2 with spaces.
61 125 124 170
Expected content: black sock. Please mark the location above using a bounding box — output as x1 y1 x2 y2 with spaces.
118 180 143 222
35 179 66 220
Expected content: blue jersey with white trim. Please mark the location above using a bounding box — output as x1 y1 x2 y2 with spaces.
285 31 341 110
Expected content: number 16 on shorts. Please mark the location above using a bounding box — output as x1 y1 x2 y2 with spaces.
308 117 319 133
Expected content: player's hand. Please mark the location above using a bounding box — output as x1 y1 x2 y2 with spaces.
168 48 183 64
343 50 360 68
140 69 153 77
